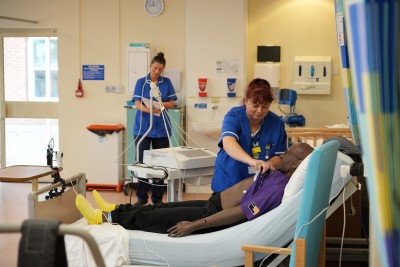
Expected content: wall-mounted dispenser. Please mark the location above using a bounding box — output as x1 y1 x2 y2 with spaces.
198 78 208 97
293 56 331 94
227 78 236 97
254 63 281 88
255 45 281 98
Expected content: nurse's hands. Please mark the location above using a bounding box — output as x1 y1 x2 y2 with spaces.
152 107 161 116
250 159 275 174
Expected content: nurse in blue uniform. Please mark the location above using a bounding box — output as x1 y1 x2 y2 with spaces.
132 52 177 205
211 78 287 192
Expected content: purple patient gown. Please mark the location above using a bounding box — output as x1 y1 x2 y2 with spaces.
240 170 289 220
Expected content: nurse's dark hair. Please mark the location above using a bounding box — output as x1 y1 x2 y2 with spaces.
243 78 274 105
151 52 166 66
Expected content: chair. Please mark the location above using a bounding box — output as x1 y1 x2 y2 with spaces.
241 140 340 267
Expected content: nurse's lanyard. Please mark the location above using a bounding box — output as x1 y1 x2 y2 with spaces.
251 127 262 159
250 119 273 160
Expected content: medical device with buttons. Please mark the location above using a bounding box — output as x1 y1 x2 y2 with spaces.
143 146 216 169
129 146 217 202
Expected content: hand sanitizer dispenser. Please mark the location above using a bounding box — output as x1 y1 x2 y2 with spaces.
198 78 208 97
293 56 331 94
227 78 236 97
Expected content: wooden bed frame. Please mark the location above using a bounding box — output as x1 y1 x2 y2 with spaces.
286 127 352 147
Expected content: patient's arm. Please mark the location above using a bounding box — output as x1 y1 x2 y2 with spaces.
220 177 253 209
167 206 246 237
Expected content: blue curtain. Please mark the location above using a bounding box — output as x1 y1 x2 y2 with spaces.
340 0 399 266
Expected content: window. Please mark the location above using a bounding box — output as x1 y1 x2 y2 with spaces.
5 118 59 166
2 35 59 167
4 37 59 102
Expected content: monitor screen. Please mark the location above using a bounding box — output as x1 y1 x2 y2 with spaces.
257 46 281 62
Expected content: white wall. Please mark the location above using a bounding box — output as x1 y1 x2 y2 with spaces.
185 0 246 153
0 0 186 176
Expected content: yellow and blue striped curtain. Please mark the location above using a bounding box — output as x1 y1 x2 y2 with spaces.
339 0 399 266
335 0 361 146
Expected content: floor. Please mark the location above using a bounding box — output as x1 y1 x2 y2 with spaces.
0 180 209 267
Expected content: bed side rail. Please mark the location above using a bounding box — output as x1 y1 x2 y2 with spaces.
0 223 105 267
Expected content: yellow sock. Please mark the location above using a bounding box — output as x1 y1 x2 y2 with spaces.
76 194 103 225
93 190 116 212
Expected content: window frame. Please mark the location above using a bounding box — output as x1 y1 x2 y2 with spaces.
27 36 59 102
1 29 59 168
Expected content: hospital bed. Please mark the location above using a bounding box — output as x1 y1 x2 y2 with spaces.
64 155 358 267
64 128 358 267
2 128 359 266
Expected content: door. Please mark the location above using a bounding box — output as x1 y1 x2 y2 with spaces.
126 47 153 94
0 30 59 168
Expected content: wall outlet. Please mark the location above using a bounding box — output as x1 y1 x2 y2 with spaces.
105 85 123 93
114 86 123 93
211 97 220 103
106 86 115 93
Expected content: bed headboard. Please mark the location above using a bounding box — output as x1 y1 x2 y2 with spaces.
286 127 352 147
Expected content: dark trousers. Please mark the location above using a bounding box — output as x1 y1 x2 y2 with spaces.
111 193 223 233
134 136 169 203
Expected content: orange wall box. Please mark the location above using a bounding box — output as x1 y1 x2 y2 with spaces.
86 124 125 192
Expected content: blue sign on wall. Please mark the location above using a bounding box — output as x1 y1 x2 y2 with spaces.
82 65 105 80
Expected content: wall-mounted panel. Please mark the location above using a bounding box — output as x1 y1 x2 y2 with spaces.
293 56 332 95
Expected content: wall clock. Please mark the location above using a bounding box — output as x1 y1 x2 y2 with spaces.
144 0 164 16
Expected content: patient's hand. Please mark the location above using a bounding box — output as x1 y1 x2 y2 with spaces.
167 221 199 237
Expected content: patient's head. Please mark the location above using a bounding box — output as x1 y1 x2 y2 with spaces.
279 143 314 178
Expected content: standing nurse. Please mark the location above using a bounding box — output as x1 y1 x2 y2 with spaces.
211 78 287 192
132 52 177 205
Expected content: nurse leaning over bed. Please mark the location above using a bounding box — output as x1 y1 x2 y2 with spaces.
211 78 287 192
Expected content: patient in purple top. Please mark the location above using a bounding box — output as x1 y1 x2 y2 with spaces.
76 143 314 237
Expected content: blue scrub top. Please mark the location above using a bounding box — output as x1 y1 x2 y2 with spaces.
211 105 287 192
132 74 177 138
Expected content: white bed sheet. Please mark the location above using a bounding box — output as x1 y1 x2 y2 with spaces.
65 220 130 267
128 152 355 267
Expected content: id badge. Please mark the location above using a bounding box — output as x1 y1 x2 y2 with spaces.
248 166 257 174
252 146 261 159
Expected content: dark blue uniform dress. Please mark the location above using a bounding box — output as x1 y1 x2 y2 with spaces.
132 74 177 203
211 105 287 192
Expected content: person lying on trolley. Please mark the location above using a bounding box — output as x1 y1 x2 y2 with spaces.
76 143 313 237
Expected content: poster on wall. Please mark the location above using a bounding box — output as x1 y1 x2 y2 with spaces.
216 59 239 75
82 65 105 80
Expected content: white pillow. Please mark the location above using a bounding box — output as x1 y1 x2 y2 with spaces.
281 153 311 202
281 151 353 203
